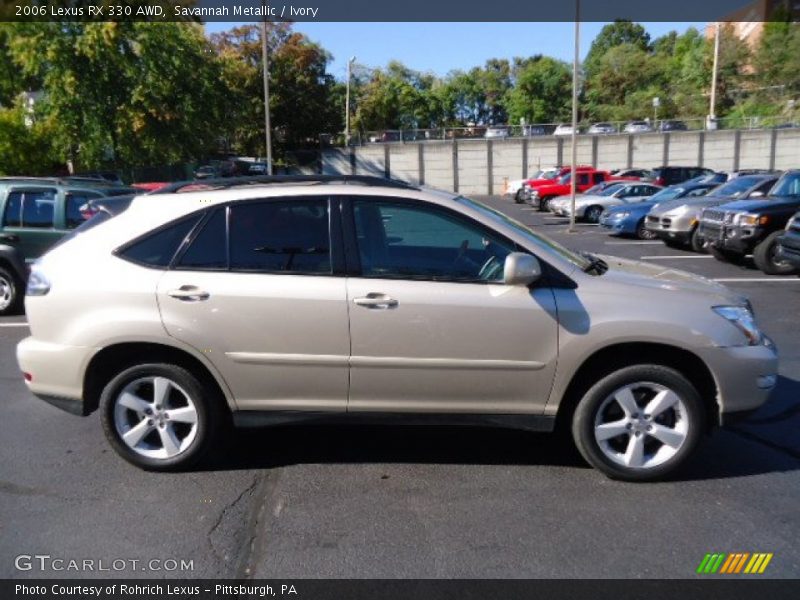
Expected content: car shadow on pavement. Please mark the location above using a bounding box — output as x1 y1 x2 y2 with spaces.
200 385 800 481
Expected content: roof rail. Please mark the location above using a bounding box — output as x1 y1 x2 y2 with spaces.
154 174 419 195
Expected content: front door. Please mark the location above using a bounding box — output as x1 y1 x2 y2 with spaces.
343 197 559 414
156 197 350 412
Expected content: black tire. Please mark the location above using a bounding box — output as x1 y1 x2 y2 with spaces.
636 219 657 240
571 364 706 482
539 196 553 212
585 205 604 224
100 363 223 471
0 266 22 316
752 231 798 276
709 244 746 265
690 227 708 254
514 189 524 204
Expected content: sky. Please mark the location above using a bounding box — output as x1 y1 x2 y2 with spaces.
205 22 709 80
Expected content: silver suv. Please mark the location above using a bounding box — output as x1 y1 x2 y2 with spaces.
17 176 778 481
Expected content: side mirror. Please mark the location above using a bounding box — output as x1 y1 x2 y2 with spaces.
503 253 542 286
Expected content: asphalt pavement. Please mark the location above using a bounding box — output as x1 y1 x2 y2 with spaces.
1 195 798 579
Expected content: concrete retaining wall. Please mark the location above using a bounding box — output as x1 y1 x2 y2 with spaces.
322 128 800 195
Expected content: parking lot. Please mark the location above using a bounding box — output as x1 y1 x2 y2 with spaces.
1 194 798 579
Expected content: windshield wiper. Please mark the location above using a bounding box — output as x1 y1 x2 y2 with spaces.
581 251 608 275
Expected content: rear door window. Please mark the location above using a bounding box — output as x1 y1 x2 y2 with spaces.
228 198 331 274
117 214 202 268
177 208 228 270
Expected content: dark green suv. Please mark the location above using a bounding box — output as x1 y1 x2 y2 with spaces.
0 178 136 314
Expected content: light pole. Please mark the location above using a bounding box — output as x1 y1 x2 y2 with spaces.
568 0 580 234
345 56 356 145
260 13 273 175
708 22 721 131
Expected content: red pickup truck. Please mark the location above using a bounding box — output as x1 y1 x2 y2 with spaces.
526 169 636 211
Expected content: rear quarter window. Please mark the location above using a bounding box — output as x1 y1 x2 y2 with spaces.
117 214 202 268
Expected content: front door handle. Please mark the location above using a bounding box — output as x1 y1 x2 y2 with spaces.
167 286 210 302
353 293 398 309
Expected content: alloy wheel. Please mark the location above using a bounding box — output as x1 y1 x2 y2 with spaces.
0 275 12 311
113 376 199 460
593 382 689 469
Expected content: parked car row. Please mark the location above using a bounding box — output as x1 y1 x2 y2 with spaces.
519 167 800 278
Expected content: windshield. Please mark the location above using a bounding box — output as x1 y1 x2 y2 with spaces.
649 186 687 202
770 172 800 197
711 176 762 198
456 196 591 271
599 183 624 196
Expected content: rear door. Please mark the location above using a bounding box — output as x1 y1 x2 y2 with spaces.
155 197 350 412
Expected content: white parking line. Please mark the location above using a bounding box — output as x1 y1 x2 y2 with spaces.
640 255 715 260
605 241 662 245
713 278 800 283
0 323 29 328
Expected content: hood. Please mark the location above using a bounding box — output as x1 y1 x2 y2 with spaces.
597 254 746 305
713 197 797 213
650 196 728 216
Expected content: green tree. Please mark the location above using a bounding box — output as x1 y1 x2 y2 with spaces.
504 56 572 124
0 102 56 175
7 22 228 170
584 20 651 78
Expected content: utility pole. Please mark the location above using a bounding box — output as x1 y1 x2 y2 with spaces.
569 0 580 234
345 56 356 146
261 12 273 175
708 22 721 131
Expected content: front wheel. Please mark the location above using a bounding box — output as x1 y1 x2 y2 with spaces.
752 231 798 275
690 227 708 253
538 197 552 212
585 205 604 224
636 219 657 240
100 363 223 471
571 365 705 481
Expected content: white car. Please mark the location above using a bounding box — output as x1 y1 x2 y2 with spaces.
504 167 560 202
623 121 654 134
553 124 576 136
549 182 627 215
484 127 509 139
562 183 663 223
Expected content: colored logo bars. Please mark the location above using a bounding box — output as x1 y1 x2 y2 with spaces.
697 552 773 574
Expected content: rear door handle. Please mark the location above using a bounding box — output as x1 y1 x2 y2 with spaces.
167 286 210 302
0 234 19 243
353 293 398 309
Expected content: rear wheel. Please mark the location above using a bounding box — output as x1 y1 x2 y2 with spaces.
0 266 22 316
539 196 553 212
752 231 798 275
514 189 524 204
585 205 604 224
571 364 705 481
100 363 223 471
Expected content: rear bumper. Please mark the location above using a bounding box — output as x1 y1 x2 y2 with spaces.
16 337 95 414
698 337 779 420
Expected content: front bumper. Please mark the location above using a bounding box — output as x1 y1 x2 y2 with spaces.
700 222 759 254
599 215 637 235
16 337 96 415
645 214 696 243
698 336 779 423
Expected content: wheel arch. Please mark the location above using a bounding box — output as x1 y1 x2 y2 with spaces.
83 342 235 416
554 342 718 433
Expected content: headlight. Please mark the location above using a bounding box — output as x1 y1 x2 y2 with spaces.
530 190 539 199
713 305 762 345
737 214 769 227
26 266 51 296
613 211 630 218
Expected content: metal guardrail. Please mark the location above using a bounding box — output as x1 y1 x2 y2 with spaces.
321 116 800 147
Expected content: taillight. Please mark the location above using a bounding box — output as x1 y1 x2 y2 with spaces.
655 177 665 186
23 372 32 382
79 202 98 220
26 267 50 296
